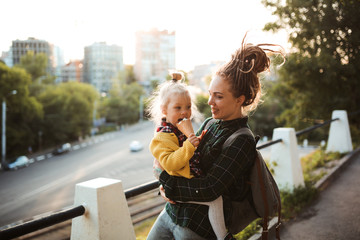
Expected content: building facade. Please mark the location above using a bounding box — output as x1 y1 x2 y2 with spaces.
61 60 83 83
134 29 175 86
0 49 13 66
53 46 65 83
11 37 54 74
83 42 124 92
190 61 224 91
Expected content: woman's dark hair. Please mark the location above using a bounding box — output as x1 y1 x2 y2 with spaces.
216 34 285 114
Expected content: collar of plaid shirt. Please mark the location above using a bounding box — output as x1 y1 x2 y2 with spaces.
157 118 186 147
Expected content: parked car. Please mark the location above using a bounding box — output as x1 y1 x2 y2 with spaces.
53 143 72 155
6 156 30 170
129 140 143 152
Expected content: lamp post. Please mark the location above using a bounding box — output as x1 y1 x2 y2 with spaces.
139 95 144 123
1 90 17 168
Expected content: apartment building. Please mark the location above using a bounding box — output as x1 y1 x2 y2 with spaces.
134 29 175 87
11 37 54 74
61 60 83 83
83 42 124 92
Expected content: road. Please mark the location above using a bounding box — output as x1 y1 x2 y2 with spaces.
0 120 317 228
0 121 156 227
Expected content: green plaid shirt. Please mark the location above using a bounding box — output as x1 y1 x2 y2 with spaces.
159 117 256 239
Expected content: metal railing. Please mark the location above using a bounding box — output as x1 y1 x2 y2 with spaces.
1 110 357 239
0 182 160 239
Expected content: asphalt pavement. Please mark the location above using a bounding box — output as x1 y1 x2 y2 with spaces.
279 148 360 240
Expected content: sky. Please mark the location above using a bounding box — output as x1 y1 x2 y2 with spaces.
1 0 289 71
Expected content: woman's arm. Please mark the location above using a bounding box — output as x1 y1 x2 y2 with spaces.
159 134 256 202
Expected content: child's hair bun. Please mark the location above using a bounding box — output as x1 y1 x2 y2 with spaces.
171 72 183 81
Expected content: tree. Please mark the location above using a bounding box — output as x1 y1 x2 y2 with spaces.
124 65 137 84
196 94 212 119
17 51 47 80
262 0 360 142
0 63 43 158
17 51 56 96
38 82 98 147
100 81 144 125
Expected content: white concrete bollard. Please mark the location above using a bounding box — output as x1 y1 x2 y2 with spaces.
71 178 136 240
270 128 305 190
326 110 353 153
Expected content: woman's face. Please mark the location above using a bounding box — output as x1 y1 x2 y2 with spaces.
208 75 244 121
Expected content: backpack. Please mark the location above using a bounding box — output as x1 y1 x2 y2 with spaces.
204 120 281 240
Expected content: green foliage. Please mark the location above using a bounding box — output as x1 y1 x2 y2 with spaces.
280 148 343 219
38 82 98 147
249 79 283 138
100 81 144 125
262 0 360 142
301 148 345 183
17 51 56 97
17 51 47 80
117 64 137 85
0 62 43 158
280 182 318 219
97 124 118 135
1 53 145 157
195 93 211 118
135 216 158 240
150 79 159 91
124 65 137 84
234 219 262 240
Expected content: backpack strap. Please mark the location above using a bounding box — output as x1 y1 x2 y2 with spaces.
255 151 269 239
205 121 281 239
233 128 269 239
204 118 216 130
230 127 281 240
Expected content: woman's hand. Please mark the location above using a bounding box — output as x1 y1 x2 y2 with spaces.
159 185 176 204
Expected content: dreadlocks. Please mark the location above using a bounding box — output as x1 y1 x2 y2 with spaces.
216 33 285 114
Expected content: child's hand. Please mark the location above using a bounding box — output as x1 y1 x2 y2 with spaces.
188 133 200 147
198 130 208 141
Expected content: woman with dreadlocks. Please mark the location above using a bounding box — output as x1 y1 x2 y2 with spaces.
147 35 285 240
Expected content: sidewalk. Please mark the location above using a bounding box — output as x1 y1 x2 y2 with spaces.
279 148 360 240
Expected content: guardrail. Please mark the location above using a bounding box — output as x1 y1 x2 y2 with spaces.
0 110 357 240
0 181 160 239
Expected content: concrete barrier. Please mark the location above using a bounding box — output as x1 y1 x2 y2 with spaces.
71 178 135 240
326 110 353 153
270 128 305 190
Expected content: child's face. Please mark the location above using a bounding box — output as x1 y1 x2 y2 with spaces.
162 93 192 126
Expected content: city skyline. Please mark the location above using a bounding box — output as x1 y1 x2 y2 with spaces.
1 0 289 71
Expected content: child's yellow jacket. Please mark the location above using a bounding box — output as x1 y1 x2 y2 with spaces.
149 132 196 179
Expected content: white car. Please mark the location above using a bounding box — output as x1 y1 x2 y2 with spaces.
129 141 143 152
53 143 72 155
7 156 30 170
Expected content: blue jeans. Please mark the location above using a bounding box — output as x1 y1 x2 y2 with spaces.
146 208 207 240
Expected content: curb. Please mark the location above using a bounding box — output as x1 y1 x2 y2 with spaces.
248 147 360 240
314 147 360 190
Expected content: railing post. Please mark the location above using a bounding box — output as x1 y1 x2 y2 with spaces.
71 178 136 240
326 110 353 153
270 128 305 191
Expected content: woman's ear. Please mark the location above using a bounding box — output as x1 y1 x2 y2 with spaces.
237 95 245 106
